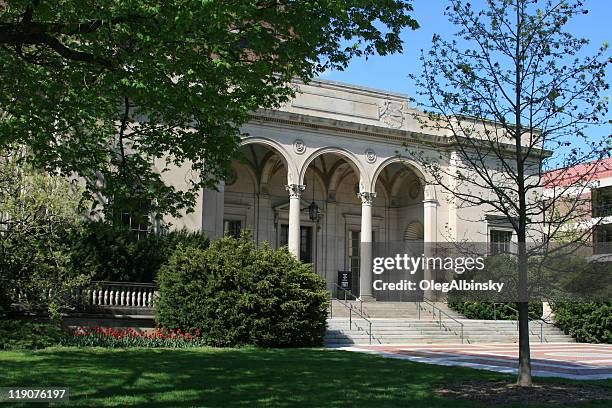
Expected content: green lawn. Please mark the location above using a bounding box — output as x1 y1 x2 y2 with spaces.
0 347 610 407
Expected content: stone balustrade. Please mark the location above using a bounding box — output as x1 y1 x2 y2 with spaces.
84 282 158 309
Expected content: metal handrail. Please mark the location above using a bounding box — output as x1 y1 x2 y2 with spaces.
492 303 545 343
418 297 465 344
331 284 365 315
328 285 374 345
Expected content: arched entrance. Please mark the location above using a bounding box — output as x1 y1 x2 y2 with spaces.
299 151 363 293
371 159 426 301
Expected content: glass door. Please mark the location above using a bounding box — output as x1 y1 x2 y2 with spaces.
300 226 313 263
348 230 360 298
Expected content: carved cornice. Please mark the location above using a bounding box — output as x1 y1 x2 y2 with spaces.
248 110 552 159
249 109 435 146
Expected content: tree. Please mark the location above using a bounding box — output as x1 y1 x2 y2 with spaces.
410 0 610 386
0 0 418 219
0 145 90 320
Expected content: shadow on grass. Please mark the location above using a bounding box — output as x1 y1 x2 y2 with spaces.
0 347 610 408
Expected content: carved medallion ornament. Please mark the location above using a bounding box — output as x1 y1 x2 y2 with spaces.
365 148 377 164
293 139 306 155
357 191 377 205
378 100 405 129
286 184 306 198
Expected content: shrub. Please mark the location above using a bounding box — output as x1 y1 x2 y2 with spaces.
448 301 543 320
61 326 207 348
550 302 611 344
155 234 329 347
70 223 209 282
0 320 63 350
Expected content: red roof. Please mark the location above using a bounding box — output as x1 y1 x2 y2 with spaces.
543 158 612 187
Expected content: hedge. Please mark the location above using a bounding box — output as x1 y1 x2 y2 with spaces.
550 302 611 344
0 320 63 350
155 234 329 347
70 222 209 282
448 301 543 320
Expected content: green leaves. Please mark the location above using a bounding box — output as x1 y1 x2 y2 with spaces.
551 302 611 343
0 0 417 219
155 233 329 347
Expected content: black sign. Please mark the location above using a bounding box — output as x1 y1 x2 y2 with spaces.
338 270 352 291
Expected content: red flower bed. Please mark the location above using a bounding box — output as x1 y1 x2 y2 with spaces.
62 325 207 348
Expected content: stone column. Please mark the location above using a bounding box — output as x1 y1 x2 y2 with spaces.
202 181 225 239
286 184 305 257
423 184 439 299
358 191 376 301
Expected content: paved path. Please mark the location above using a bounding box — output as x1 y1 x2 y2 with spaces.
337 343 612 380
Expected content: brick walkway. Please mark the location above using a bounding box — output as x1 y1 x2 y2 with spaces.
339 343 612 380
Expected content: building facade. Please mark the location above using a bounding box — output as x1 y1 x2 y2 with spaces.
159 79 525 299
543 158 612 257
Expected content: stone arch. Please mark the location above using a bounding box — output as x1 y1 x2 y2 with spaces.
302 164 328 201
259 152 285 193
390 171 422 200
240 136 299 184
327 161 353 192
370 156 429 193
227 159 258 194
299 147 369 191
373 180 390 207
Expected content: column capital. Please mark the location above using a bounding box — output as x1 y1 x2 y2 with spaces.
357 191 376 205
286 184 306 198
423 184 438 204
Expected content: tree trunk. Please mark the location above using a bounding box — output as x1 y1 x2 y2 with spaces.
514 0 532 387
517 242 533 386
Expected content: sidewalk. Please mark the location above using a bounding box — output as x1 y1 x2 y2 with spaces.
338 343 612 380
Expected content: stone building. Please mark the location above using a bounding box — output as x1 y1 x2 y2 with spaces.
159 79 534 300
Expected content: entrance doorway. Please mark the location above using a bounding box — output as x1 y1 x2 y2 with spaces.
280 225 313 263
347 230 361 297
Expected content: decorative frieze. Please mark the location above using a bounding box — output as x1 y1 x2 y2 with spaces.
378 100 405 129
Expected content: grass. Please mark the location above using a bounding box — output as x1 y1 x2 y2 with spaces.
0 347 610 407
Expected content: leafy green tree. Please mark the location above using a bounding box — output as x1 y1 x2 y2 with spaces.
0 145 90 320
0 0 418 218
410 0 610 386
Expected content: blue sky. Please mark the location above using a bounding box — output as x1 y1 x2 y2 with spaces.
321 0 611 101
319 0 612 161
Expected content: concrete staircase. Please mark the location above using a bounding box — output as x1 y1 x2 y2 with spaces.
325 301 575 346
329 300 462 319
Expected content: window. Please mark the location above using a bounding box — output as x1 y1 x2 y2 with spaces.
115 197 151 240
490 229 513 255
592 186 612 218
594 224 612 254
223 219 242 239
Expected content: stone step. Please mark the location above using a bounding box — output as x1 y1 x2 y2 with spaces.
325 315 575 345
328 300 464 320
